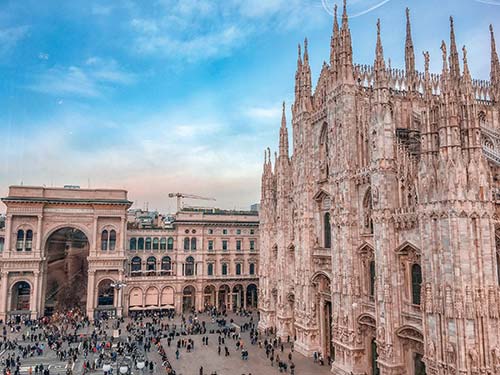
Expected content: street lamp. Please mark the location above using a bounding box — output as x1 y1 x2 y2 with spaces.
110 281 127 318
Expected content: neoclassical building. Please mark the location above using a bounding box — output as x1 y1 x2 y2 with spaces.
259 4 500 375
0 185 259 321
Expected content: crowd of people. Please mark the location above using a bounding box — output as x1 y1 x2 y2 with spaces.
0 305 326 375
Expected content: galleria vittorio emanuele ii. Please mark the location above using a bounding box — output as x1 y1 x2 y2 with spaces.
1 1 500 374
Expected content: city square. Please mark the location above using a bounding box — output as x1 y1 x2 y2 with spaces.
1 0 500 374
0 311 332 375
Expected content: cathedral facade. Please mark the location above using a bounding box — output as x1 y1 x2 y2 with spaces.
258 3 500 375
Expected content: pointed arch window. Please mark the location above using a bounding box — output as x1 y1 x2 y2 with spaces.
167 237 174 250
184 237 190 251
130 238 137 251
324 212 331 248
25 230 33 251
101 230 109 251
16 229 25 251
191 237 197 250
109 230 116 250
411 263 422 305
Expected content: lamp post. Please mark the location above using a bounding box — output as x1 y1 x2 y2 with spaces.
110 281 127 318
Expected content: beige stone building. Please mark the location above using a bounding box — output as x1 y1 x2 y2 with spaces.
259 4 500 375
0 186 258 321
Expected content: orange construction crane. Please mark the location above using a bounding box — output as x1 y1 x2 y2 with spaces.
168 193 216 212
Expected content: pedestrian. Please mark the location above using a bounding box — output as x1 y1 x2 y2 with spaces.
175 349 180 359
199 366 204 375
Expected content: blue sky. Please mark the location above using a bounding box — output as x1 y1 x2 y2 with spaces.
0 0 499 213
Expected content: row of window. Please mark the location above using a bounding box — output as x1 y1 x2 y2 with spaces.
129 237 256 251
207 228 256 235
130 237 174 250
129 256 256 277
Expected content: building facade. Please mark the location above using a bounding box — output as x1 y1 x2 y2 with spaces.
0 186 259 321
259 4 500 375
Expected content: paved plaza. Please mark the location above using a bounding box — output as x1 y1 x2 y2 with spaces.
0 312 332 375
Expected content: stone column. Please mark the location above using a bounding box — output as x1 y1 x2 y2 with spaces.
86 271 96 319
31 271 40 319
243 289 247 310
4 214 12 255
0 271 9 321
35 215 43 256
215 290 219 309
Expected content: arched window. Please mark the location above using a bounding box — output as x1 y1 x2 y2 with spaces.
160 238 167 250
369 260 376 298
145 237 152 250
222 263 228 275
249 263 255 275
161 256 172 274
16 229 24 251
25 230 33 251
130 238 137 250
185 256 195 276
191 237 197 250
411 263 422 305
131 256 142 275
184 238 190 251
207 263 214 276
109 230 116 250
138 238 144 250
146 256 156 272
324 212 331 248
101 230 108 251
153 237 159 250
167 237 174 250
0 237 4 252
236 263 242 275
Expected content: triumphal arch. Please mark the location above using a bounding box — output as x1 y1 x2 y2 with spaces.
0 186 131 320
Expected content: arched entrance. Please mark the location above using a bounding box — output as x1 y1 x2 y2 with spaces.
183 286 196 313
312 272 332 361
232 284 244 310
218 284 230 310
96 279 116 318
43 227 89 316
11 281 31 311
246 284 258 308
204 285 216 308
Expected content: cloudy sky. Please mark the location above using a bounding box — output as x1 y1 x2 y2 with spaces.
0 0 499 213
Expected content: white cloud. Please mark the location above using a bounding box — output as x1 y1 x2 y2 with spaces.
127 0 327 62
0 25 29 56
27 58 136 97
245 105 282 121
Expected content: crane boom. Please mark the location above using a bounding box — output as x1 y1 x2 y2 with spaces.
168 192 216 212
